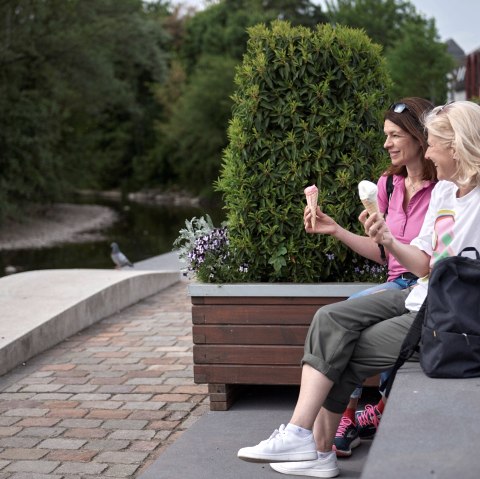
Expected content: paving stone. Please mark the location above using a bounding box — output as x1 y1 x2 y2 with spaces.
43 401 79 409
120 401 165 410
8 474 62 479
57 419 102 428
111 394 152 402
0 394 35 401
54 461 108 475
127 410 169 421
17 427 65 438
125 378 165 385
29 393 73 401
128 439 161 452
94 451 148 464
45 450 97 462
108 429 156 441
85 409 131 419
18 384 63 393
5 460 60 473
103 463 140 477
63 428 109 439
78 401 122 410
166 402 196 412
96 385 136 394
101 419 148 430
57 385 98 393
0 448 48 460
38 438 87 449
70 393 111 401
83 440 130 451
46 408 88 418
0 426 22 436
0 438 41 448
3 409 49 418
0 417 21 426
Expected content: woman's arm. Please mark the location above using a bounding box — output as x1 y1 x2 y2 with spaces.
304 206 384 263
365 212 430 277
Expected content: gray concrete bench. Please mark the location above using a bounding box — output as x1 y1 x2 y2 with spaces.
361 362 480 479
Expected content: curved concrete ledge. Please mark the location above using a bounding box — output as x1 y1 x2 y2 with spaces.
0 268 180 376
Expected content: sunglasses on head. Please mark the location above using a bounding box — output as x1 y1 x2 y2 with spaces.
435 101 455 115
389 103 410 113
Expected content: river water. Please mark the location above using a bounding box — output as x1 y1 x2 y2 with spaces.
0 195 224 278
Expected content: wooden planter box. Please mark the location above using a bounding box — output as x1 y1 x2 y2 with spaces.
189 283 378 410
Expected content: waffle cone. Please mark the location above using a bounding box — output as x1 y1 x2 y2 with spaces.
361 198 379 215
306 192 318 229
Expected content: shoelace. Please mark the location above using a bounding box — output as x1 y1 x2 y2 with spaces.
335 416 354 437
267 424 286 442
356 404 381 429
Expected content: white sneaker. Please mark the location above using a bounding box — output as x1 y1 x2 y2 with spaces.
270 452 339 478
237 424 317 463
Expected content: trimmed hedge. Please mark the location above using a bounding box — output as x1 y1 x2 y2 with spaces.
216 21 391 282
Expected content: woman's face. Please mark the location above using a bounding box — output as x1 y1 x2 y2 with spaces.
425 133 456 181
383 120 421 167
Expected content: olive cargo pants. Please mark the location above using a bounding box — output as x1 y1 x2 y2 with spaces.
302 288 417 413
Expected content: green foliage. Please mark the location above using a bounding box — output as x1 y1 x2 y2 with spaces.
154 0 329 198
386 19 455 102
325 0 454 103
0 0 169 221
325 0 420 50
158 54 239 196
216 21 391 283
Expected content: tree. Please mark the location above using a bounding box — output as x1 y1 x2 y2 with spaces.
152 0 328 197
0 0 170 221
386 19 454 101
325 0 419 50
324 0 454 102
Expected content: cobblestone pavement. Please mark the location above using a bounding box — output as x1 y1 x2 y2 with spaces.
0 281 209 478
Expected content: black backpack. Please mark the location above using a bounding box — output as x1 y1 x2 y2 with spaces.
383 247 480 395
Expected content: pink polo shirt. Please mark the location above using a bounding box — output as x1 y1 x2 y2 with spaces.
377 174 435 282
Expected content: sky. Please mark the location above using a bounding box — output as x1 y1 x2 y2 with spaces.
171 0 480 54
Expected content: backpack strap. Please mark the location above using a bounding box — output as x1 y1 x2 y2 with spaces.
378 175 394 262
384 174 394 216
380 298 426 397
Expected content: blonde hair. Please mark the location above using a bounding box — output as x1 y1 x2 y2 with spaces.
423 101 480 187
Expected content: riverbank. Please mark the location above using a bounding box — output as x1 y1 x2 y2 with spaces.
0 203 118 250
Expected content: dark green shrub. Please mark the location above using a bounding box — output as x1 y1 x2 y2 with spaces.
216 21 391 283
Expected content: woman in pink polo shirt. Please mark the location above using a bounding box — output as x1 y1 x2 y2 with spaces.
304 97 437 458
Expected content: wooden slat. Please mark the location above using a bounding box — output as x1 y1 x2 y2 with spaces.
193 344 303 365
192 304 321 325
192 324 308 345
194 364 302 385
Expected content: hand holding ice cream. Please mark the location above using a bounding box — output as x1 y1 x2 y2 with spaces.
304 184 318 229
358 180 379 215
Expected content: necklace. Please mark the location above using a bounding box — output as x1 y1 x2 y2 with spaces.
407 176 423 193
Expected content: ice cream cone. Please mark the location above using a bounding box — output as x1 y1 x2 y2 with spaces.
358 180 379 216
304 185 318 229
361 198 379 215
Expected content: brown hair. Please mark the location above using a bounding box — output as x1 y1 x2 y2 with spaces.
383 97 437 182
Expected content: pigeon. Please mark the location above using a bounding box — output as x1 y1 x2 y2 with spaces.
110 242 134 268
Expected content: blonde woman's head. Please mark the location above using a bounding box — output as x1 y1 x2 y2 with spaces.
423 101 480 187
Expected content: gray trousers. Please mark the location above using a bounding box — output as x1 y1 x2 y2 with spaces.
302 288 417 414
